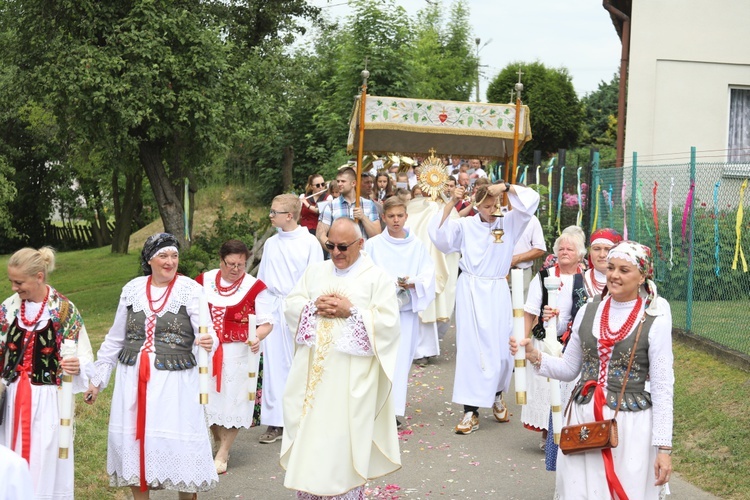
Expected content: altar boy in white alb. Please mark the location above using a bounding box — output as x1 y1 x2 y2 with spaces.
365 196 435 424
430 181 539 434
257 194 323 444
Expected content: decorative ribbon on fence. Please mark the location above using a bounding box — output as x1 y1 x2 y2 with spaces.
576 167 583 227
732 179 748 272
653 182 663 260
523 166 529 186
183 178 191 242
714 181 721 277
637 180 653 237
608 184 614 228
548 165 554 229
536 165 541 217
682 180 695 251
668 178 674 269
556 166 565 235
592 182 601 232
621 180 628 240
515 165 521 184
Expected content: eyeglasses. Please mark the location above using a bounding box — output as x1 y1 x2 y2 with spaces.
324 240 360 252
314 182 326 188
269 210 290 217
222 260 246 270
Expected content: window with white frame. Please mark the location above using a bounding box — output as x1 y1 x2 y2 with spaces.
728 87 750 163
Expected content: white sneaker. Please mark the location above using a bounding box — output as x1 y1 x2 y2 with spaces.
492 393 509 422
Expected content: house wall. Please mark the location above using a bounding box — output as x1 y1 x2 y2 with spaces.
625 0 750 163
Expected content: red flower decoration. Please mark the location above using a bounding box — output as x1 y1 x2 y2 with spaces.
41 347 55 356
234 313 243 320
7 343 17 351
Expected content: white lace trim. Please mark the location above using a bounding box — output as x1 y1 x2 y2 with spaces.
122 276 199 318
92 360 115 389
296 301 318 347
296 486 364 500
650 351 674 447
256 313 274 326
333 308 373 357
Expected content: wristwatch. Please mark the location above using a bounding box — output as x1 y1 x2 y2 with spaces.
493 179 511 192
657 447 673 455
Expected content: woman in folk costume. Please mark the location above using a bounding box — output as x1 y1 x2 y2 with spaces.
0 247 94 500
87 233 218 499
584 228 623 300
365 196 436 425
195 239 273 473
429 181 539 434
522 229 587 466
515 241 674 499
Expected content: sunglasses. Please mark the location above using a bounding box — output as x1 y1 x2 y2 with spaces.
314 182 326 188
324 239 359 252
269 210 290 217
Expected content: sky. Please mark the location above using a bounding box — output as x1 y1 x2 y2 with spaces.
308 0 623 99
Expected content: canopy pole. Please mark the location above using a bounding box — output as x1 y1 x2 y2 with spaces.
355 67 370 209
511 69 524 186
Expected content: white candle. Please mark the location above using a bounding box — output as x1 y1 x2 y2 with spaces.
511 269 527 405
198 296 210 405
542 276 563 358
247 314 260 402
550 379 563 445
58 339 76 458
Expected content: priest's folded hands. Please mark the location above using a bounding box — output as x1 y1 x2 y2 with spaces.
315 293 353 318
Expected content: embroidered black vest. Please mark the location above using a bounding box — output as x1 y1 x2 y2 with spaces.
1 319 59 385
118 305 197 371
571 297 655 412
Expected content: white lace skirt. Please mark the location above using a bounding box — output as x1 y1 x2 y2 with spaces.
206 342 255 428
107 353 218 492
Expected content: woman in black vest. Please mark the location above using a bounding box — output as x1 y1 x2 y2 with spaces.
86 233 218 500
514 241 674 499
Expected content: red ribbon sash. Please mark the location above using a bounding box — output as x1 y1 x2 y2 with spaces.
213 343 224 393
12 371 32 463
136 315 156 492
581 380 629 500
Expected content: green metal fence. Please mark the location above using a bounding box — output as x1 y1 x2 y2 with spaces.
531 148 750 356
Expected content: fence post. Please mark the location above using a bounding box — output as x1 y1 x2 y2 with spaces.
631 152 638 241
686 146 697 332
589 151 600 231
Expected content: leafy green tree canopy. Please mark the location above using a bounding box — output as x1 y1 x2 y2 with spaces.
486 61 583 163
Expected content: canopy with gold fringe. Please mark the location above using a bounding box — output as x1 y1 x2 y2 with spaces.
347 96 532 159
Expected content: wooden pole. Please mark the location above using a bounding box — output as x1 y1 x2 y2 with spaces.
355 68 370 209
511 96 521 185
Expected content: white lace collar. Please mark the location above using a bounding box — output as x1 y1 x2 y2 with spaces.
123 275 199 317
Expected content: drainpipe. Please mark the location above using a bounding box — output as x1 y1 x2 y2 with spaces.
603 1 630 168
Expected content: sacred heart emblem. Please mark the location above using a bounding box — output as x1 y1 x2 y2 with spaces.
578 426 590 441
438 112 448 123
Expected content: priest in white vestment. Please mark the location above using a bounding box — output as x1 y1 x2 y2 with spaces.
281 218 401 499
365 196 435 422
406 195 460 363
430 181 539 434
257 194 323 444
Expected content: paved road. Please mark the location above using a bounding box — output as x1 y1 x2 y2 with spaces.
155 323 717 499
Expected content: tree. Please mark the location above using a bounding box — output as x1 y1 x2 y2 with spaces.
411 0 477 101
580 72 619 148
0 0 318 251
486 61 583 163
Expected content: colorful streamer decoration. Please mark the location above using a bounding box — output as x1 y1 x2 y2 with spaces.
183 178 191 243
621 180 628 240
714 181 721 277
608 184 614 228
515 165 521 184
556 165 565 235
653 182 663 259
732 178 748 272
637 180 653 237
548 165 554 230
682 180 695 248
668 178 674 269
592 182 601 232
523 165 529 187
576 167 583 227
536 165 541 217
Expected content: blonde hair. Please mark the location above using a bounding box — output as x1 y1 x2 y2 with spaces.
8 246 56 280
383 196 408 214
273 193 302 220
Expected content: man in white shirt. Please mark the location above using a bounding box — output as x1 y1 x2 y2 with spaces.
511 214 547 298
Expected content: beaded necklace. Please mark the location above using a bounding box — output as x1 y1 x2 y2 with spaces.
215 271 245 297
20 286 50 325
553 263 583 290
588 269 605 294
147 275 178 314
600 295 643 343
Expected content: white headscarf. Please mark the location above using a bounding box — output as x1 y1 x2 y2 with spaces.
606 241 662 316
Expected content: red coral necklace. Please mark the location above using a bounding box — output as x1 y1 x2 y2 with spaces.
20 286 50 325
147 275 178 314
600 295 643 343
215 271 244 297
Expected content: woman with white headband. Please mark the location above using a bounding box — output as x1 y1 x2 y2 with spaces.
513 241 674 499
86 233 219 499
